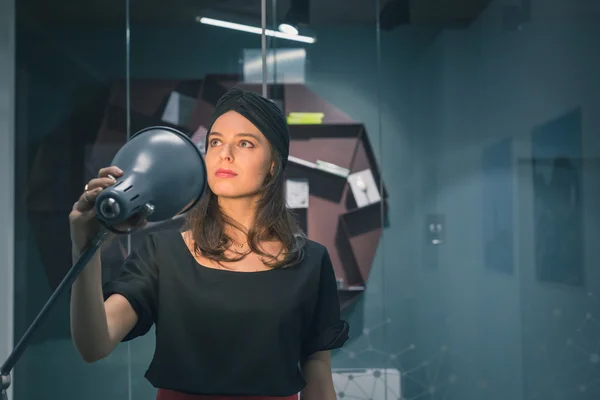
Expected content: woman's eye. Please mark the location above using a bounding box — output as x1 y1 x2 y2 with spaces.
240 140 254 148
209 139 220 146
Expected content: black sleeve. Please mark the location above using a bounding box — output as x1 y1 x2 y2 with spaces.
102 233 159 342
301 248 350 359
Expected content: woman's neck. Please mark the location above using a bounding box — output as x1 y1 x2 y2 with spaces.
217 196 258 242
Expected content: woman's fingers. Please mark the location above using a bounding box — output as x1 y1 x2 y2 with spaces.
98 166 123 179
73 187 102 212
86 176 117 192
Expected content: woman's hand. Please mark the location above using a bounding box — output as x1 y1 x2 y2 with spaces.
69 166 123 252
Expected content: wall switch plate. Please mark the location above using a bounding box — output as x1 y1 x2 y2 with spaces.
426 214 445 245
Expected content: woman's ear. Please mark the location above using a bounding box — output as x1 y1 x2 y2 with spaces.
270 161 275 176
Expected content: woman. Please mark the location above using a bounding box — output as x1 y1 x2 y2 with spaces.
69 87 349 400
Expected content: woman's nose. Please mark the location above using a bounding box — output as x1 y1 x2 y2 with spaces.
219 144 233 160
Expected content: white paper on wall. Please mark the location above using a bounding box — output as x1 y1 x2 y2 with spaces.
285 178 309 209
347 169 381 208
162 91 196 127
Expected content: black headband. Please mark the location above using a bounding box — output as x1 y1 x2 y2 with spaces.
206 87 290 169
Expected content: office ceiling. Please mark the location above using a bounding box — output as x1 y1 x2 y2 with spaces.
19 0 493 28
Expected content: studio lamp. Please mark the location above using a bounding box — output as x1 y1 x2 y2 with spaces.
0 126 207 400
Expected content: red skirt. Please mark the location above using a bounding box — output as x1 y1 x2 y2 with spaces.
156 389 298 400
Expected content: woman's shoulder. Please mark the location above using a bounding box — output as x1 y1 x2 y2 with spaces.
131 227 185 257
298 239 332 268
139 227 182 243
302 239 328 256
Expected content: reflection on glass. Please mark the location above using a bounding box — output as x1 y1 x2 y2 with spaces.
379 1 600 400
265 2 391 395
13 1 131 400
10 0 599 399
120 2 288 399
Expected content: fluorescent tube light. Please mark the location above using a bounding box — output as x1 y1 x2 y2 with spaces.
196 17 316 44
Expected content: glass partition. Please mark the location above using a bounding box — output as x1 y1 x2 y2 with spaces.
124 1 277 399
13 1 600 399
114 2 400 398
122 0 385 398
264 0 393 396
12 1 130 399
379 1 600 399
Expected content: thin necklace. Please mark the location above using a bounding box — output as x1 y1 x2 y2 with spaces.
232 239 247 249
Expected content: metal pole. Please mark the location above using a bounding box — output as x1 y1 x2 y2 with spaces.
261 0 267 97
124 4 133 398
375 1 388 399
272 0 277 85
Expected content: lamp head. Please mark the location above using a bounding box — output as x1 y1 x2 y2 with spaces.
95 126 207 231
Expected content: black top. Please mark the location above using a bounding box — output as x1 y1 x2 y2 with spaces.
102 229 349 397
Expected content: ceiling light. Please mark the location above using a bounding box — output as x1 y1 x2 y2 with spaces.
278 23 299 35
196 17 315 44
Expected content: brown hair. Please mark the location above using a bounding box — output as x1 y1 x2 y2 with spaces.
184 149 306 268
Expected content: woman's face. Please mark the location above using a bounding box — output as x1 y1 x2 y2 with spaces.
205 111 273 199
